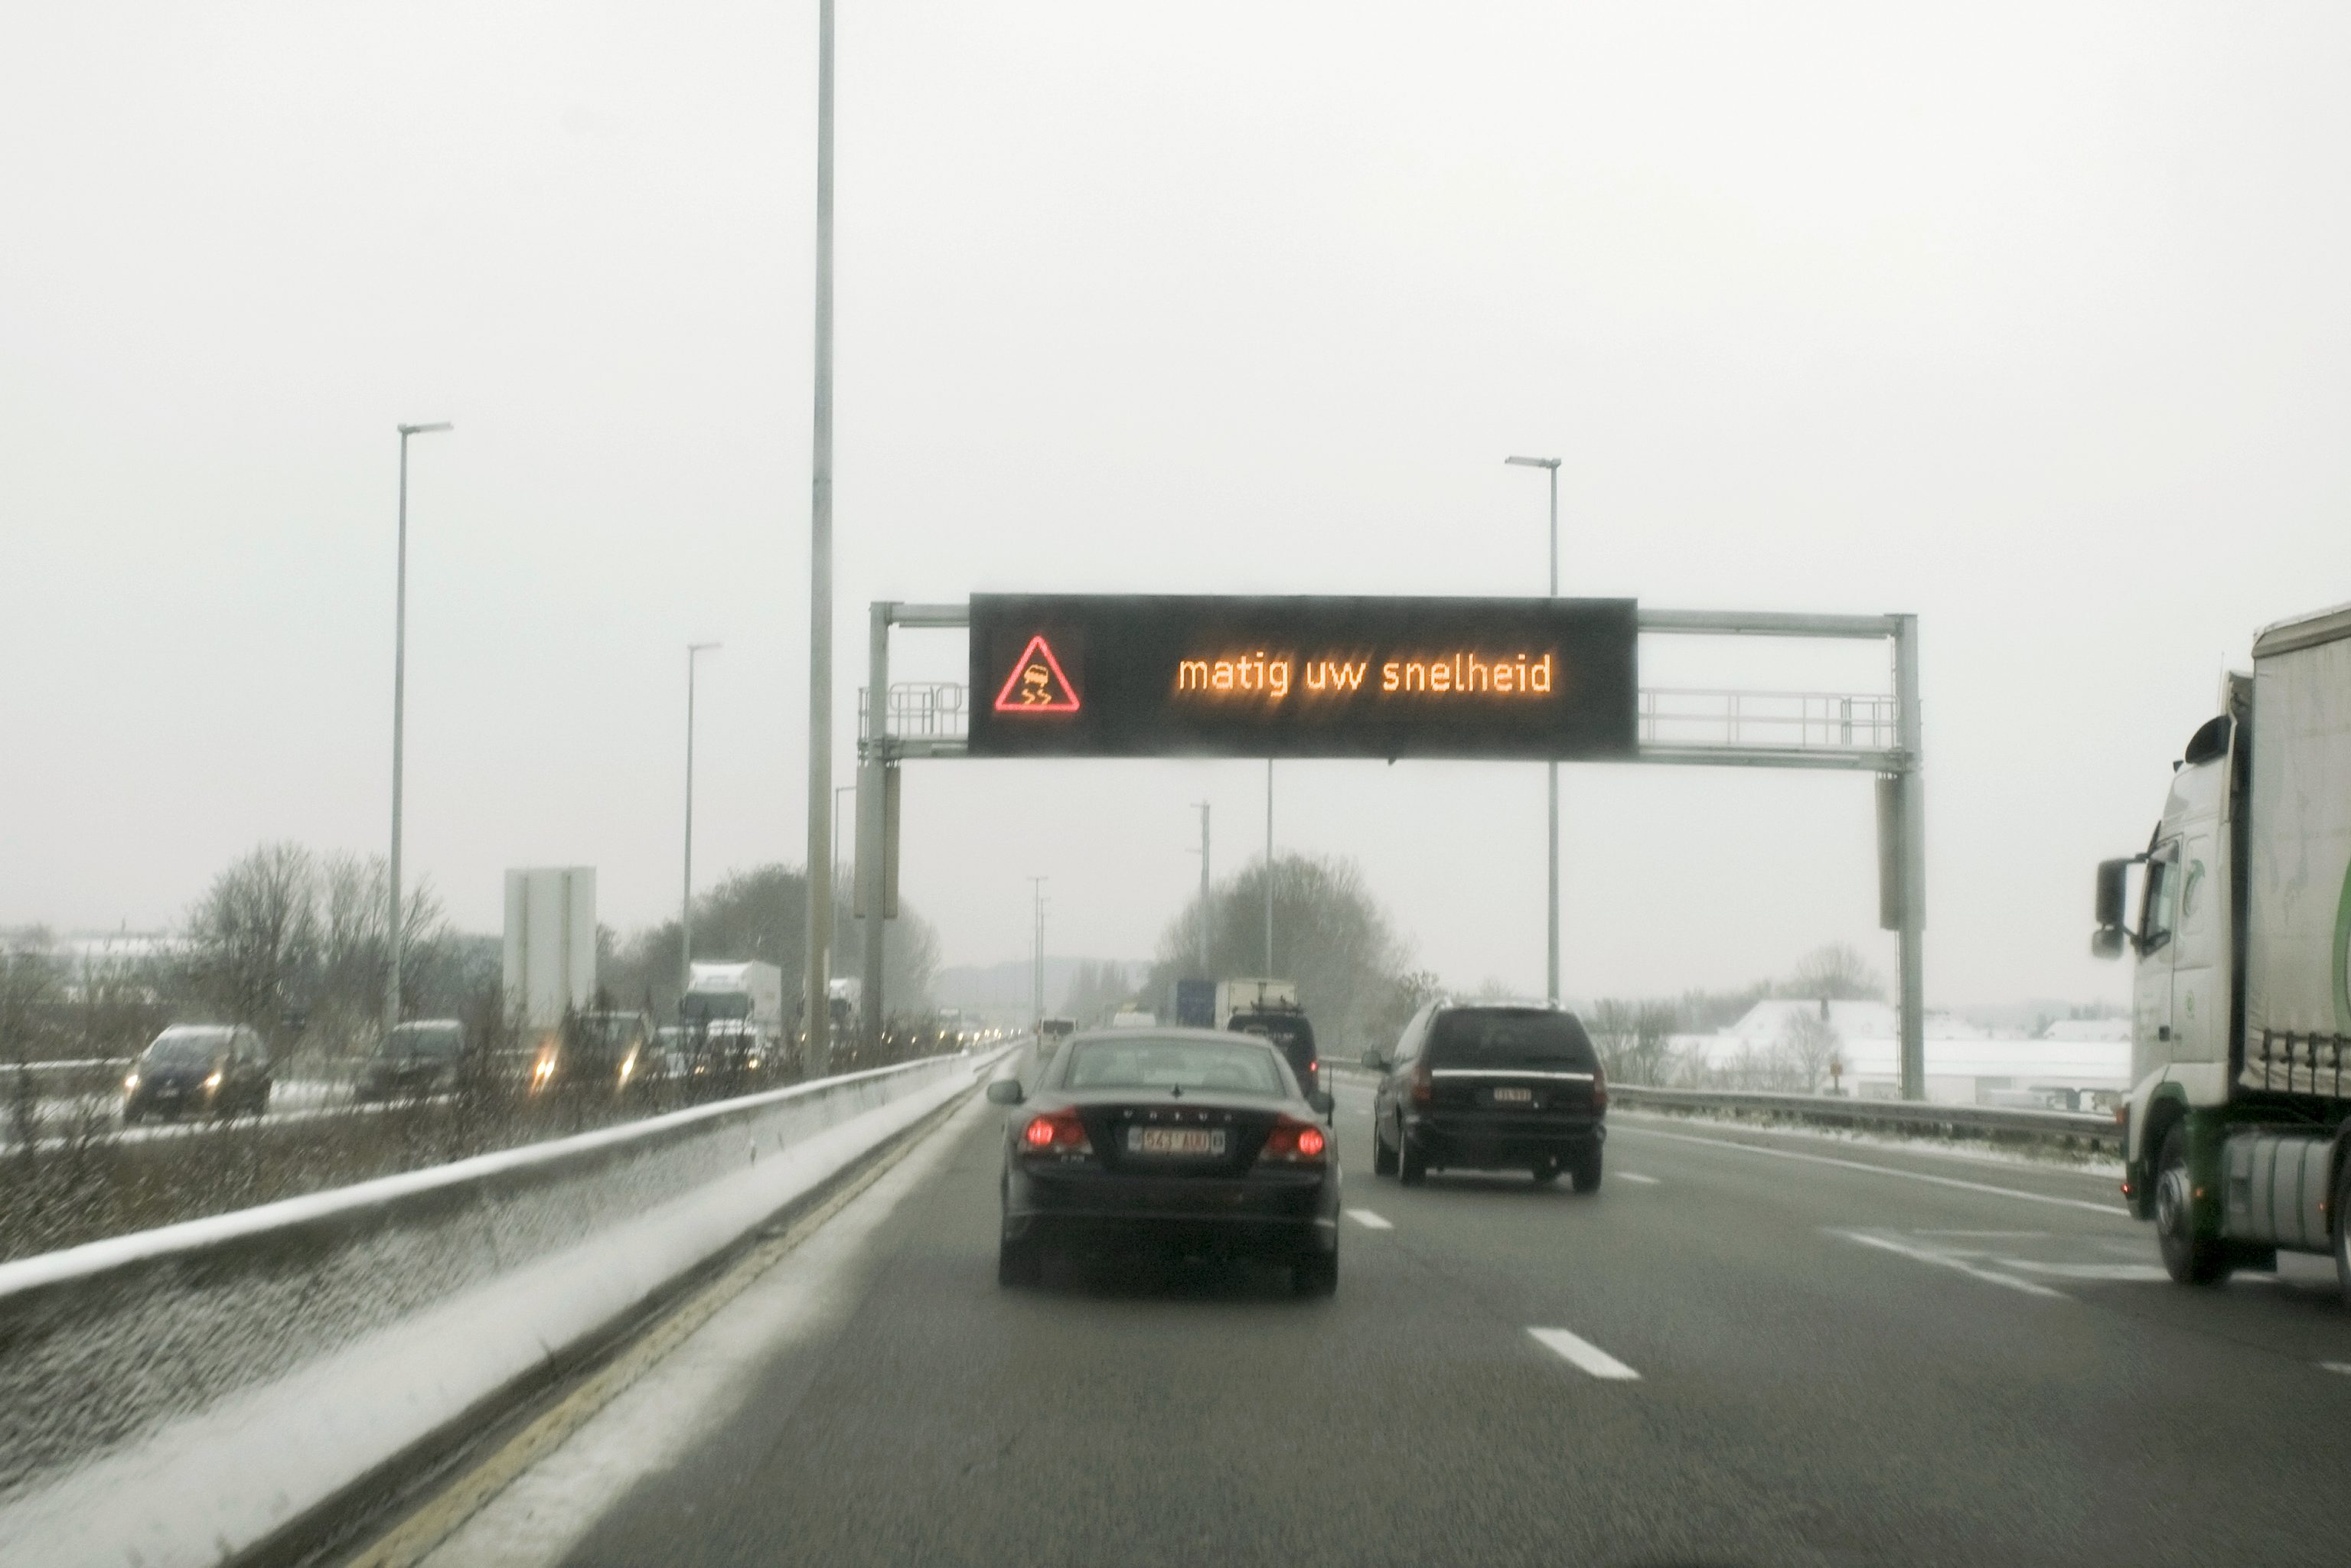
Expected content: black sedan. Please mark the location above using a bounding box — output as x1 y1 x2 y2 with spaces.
988 1028 1342 1296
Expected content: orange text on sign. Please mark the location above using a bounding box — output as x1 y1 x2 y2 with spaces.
1172 652 1553 702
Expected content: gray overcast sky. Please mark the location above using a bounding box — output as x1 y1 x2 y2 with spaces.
3 2 2346 1006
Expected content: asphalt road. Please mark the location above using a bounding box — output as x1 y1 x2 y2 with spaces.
405 1074 2351 1568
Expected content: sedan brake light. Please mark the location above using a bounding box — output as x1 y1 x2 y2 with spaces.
1258 1115 1328 1165
1019 1109 1093 1157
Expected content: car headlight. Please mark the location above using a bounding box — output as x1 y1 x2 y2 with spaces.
204 1071 223 1090
123 1073 140 1091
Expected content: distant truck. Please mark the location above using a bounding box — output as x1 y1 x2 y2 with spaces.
683 961 785 1035
1215 978 1297 1028
2092 601 2351 1302
1216 977 1320 1097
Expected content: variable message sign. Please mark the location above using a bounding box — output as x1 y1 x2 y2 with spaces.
966 595 1637 760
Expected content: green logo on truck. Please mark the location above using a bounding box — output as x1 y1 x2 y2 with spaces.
2336 856 2351 1035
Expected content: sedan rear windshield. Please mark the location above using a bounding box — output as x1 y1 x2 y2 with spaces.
1065 1038 1286 1097
1427 1009 1597 1070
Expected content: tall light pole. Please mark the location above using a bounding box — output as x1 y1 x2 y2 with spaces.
1029 877 1048 1035
1192 801 1211 974
386 420 452 1035
1505 454 1561 1007
1264 761 1274 975
801 0 839 1071
830 783 855 973
682 641 722 996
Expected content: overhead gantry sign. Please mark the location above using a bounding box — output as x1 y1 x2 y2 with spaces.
967 593 1639 761
853 595 1925 1100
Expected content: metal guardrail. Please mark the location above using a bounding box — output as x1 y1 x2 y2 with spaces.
1607 1084 2121 1151
0 1048 1008 1566
1326 1066 2119 1152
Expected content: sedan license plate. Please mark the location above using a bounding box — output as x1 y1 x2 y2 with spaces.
1491 1086 1534 1104
1127 1126 1227 1157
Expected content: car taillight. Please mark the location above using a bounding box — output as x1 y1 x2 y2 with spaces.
1591 1063 1608 1113
1019 1110 1093 1157
1259 1115 1328 1164
1410 1061 1433 1104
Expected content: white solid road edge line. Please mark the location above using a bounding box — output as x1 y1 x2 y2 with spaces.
1344 1209 1394 1231
1528 1327 1641 1381
1616 1123 2128 1216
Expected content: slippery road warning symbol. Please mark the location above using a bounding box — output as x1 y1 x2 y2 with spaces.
993 634 1081 713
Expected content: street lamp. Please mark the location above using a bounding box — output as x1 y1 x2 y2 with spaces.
386 420 452 1035
682 641 722 995
801 0 840 1073
830 783 855 974
1505 454 1561 1007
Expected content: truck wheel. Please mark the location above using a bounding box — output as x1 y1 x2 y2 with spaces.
1372 1122 1399 1177
2154 1125 2230 1286
1570 1151 1604 1195
2334 1156 2351 1309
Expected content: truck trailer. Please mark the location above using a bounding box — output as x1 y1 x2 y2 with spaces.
2093 601 2351 1302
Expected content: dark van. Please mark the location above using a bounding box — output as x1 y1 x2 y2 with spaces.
1365 1002 1606 1191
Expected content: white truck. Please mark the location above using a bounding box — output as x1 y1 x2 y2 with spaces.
682 962 785 1036
1215 978 1297 1029
2093 601 2351 1302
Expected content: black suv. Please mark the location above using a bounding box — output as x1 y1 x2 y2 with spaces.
1228 1007 1320 1104
1365 1002 1606 1190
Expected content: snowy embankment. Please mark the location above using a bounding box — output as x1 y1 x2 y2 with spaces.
0 1047 1010 1568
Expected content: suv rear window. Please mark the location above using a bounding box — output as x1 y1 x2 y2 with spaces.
1427 1009 1597 1070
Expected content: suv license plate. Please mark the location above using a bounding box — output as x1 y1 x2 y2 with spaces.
1129 1127 1226 1156
1492 1087 1534 1104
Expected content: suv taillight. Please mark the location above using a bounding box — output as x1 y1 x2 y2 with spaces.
1591 1062 1608 1113
1410 1061 1433 1104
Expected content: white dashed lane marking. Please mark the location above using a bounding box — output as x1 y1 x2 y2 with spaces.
1833 1228 2068 1299
1528 1327 1642 1381
1616 1172 1659 1185
1345 1209 1394 1231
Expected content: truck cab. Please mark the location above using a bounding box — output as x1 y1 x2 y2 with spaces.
2095 606 2351 1302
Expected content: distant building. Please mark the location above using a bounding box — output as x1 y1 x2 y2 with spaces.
1667 997 2128 1108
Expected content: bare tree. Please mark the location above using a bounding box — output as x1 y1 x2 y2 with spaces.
1778 943 1883 1002
1778 1006 1843 1094
181 843 320 1037
1146 852 1407 1055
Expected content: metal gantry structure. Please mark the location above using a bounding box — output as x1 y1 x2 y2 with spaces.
849 601 1928 1098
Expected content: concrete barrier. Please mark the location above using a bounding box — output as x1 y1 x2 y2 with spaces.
0 1048 1005 1568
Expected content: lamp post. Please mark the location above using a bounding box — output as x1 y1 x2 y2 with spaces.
1029 877 1048 1036
1192 801 1211 974
386 420 452 1035
1264 761 1274 975
831 783 855 974
802 0 839 1072
682 641 722 996
1505 454 1561 1007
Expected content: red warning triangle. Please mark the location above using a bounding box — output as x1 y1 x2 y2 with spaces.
993 634 1081 712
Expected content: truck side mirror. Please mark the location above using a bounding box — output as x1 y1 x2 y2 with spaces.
985 1078 1025 1106
2090 927 2127 961
1308 1088 1335 1117
2094 859 2134 931
1360 1049 1387 1071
